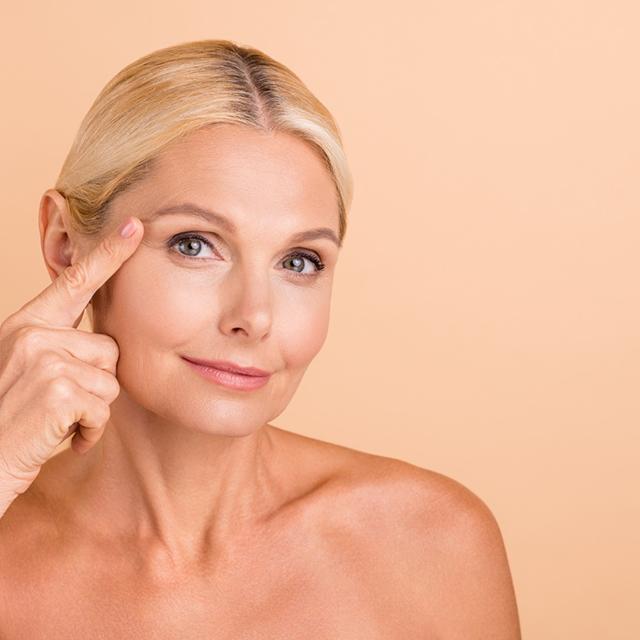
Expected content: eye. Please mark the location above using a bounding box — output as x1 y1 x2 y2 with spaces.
166 233 326 279
283 251 326 279
168 233 216 259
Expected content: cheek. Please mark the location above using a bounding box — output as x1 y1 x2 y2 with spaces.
279 288 332 369
107 261 210 345
101 253 333 366
98 262 216 409
94 257 333 430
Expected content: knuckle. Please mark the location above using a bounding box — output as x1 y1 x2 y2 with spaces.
43 354 68 377
37 350 64 371
14 326 47 356
46 376 75 401
62 261 89 290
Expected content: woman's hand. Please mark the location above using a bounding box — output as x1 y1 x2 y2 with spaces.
0 216 143 518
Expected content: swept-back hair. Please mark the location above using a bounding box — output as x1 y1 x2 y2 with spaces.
55 39 353 246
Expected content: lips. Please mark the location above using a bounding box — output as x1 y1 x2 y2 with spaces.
181 356 271 377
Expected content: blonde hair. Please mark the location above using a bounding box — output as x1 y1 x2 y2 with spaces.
55 39 353 246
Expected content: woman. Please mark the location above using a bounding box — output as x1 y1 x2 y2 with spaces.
0 39 521 637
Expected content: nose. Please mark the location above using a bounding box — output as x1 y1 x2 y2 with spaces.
217 261 273 340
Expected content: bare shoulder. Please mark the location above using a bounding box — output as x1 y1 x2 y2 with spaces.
282 426 501 530
280 430 522 638
363 457 521 638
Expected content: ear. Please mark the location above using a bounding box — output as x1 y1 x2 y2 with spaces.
39 190 100 329
38 188 76 283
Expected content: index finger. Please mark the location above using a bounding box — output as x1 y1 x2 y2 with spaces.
14 216 143 330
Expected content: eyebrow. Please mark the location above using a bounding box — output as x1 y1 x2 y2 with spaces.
147 203 341 247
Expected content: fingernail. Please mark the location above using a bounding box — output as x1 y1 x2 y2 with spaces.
118 217 136 238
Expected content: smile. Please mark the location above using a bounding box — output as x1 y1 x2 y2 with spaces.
181 357 271 391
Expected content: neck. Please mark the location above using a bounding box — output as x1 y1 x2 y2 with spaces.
69 390 284 564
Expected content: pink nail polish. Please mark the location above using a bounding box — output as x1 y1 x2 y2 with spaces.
119 218 136 238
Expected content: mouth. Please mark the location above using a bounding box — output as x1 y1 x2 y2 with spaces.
180 355 272 391
181 355 271 377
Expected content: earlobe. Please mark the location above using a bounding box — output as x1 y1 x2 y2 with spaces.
39 188 74 283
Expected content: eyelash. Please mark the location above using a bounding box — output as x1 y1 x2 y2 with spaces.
166 232 326 279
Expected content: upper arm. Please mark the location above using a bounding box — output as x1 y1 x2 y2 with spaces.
411 473 522 639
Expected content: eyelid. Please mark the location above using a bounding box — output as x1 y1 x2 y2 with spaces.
168 230 324 256
166 232 326 278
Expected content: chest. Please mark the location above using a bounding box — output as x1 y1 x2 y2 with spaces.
0 537 423 639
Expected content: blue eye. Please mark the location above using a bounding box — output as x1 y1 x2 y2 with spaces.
170 234 216 259
282 251 326 278
167 233 326 279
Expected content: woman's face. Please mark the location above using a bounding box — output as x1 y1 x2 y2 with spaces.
89 123 341 436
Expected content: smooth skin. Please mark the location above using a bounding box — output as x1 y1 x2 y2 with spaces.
0 124 520 638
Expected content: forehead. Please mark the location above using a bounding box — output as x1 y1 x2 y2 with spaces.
131 124 340 236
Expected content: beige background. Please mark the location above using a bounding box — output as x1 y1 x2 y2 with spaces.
1 2 639 637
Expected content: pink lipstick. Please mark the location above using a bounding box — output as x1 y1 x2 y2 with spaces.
181 356 271 391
